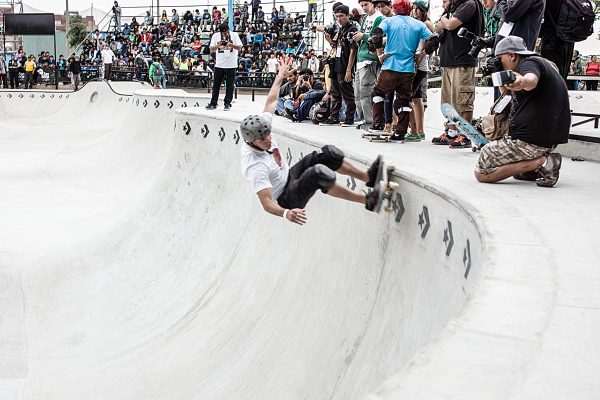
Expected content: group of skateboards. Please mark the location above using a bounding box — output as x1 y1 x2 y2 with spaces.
360 103 489 152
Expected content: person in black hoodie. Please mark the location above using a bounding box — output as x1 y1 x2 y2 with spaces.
69 55 82 90
493 0 545 51
8 59 20 89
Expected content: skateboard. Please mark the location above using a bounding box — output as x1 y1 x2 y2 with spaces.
361 129 393 142
373 160 400 213
440 103 489 152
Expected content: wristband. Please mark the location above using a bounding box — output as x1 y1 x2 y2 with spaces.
283 209 289 220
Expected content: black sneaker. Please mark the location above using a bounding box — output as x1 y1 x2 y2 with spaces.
390 134 405 143
284 107 298 122
432 132 449 145
536 153 562 187
448 135 471 149
205 103 217 110
368 125 384 134
513 170 541 181
319 118 340 126
365 183 382 212
366 155 382 188
341 120 354 127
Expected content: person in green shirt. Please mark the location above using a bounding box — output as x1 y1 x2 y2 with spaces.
149 57 166 89
352 0 384 129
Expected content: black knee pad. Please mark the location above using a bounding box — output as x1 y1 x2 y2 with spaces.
313 164 336 191
322 144 344 168
393 98 412 116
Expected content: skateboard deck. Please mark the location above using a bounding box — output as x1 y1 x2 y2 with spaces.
361 131 392 142
373 160 400 213
440 103 489 152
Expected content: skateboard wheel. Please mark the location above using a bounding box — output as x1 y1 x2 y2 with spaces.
472 146 476 152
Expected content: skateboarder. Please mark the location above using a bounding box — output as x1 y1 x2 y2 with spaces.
240 58 384 225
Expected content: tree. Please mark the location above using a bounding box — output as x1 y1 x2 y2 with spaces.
67 14 89 50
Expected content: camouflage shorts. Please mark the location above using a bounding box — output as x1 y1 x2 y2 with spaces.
476 136 554 174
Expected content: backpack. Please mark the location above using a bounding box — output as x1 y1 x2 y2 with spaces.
153 63 164 76
309 101 330 124
549 0 595 42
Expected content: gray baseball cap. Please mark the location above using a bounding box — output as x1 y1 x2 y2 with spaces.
495 36 536 56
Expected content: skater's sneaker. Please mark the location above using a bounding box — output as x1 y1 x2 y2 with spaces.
205 103 217 110
448 135 471 149
384 123 392 134
390 134 405 143
223 104 231 111
513 170 541 181
283 107 298 122
366 154 383 188
319 118 340 126
405 133 422 142
368 125 385 134
341 120 355 127
365 183 383 212
536 153 562 187
432 132 449 145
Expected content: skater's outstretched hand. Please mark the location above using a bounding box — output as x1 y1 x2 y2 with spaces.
286 208 307 225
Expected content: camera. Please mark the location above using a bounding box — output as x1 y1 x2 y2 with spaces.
368 27 384 53
480 56 502 76
218 40 230 47
457 27 494 58
302 74 310 81
324 25 338 38
491 70 516 86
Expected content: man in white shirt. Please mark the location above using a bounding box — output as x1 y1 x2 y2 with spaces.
206 23 243 111
101 45 116 80
266 53 279 74
240 58 385 225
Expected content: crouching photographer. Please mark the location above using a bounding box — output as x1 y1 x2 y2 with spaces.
206 23 243 111
474 36 570 188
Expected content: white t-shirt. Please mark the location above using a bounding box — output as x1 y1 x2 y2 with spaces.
356 10 383 70
240 114 289 200
266 57 278 73
101 49 115 64
210 31 243 69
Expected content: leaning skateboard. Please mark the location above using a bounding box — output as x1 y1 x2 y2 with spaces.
440 103 489 152
373 160 400 213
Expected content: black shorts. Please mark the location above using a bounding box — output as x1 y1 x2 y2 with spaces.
277 145 344 209
412 70 428 99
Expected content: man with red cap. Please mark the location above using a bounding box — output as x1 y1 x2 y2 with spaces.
368 0 434 141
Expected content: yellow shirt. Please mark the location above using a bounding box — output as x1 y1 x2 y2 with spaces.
25 60 36 72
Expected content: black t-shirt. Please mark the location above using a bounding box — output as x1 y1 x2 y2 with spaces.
439 0 481 68
509 56 570 147
334 22 358 75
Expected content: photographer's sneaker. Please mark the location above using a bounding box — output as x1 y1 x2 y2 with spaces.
341 120 354 127
432 132 450 145
390 134 405 143
536 153 562 187
223 104 231 111
513 170 541 181
205 103 217 110
319 118 340 126
448 135 471 149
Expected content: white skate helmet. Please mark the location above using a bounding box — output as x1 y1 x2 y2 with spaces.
240 113 272 142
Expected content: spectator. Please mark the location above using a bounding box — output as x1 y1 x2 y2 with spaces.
112 1 122 32
266 52 278 73
432 0 483 147
252 0 261 23
320 5 358 127
144 11 154 27
539 0 573 82
0 52 7 88
352 0 384 129
160 10 168 23
308 53 320 73
101 44 116 80
307 0 318 25
201 9 211 30
585 55 599 91
8 59 19 88
568 50 583 90
24 55 36 89
493 0 544 52
481 0 501 37
206 23 243 111
406 0 433 142
149 56 166 88
171 9 180 26
69 55 82 90
276 68 299 114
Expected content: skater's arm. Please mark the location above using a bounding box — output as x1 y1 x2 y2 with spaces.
257 188 307 225
263 57 292 114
